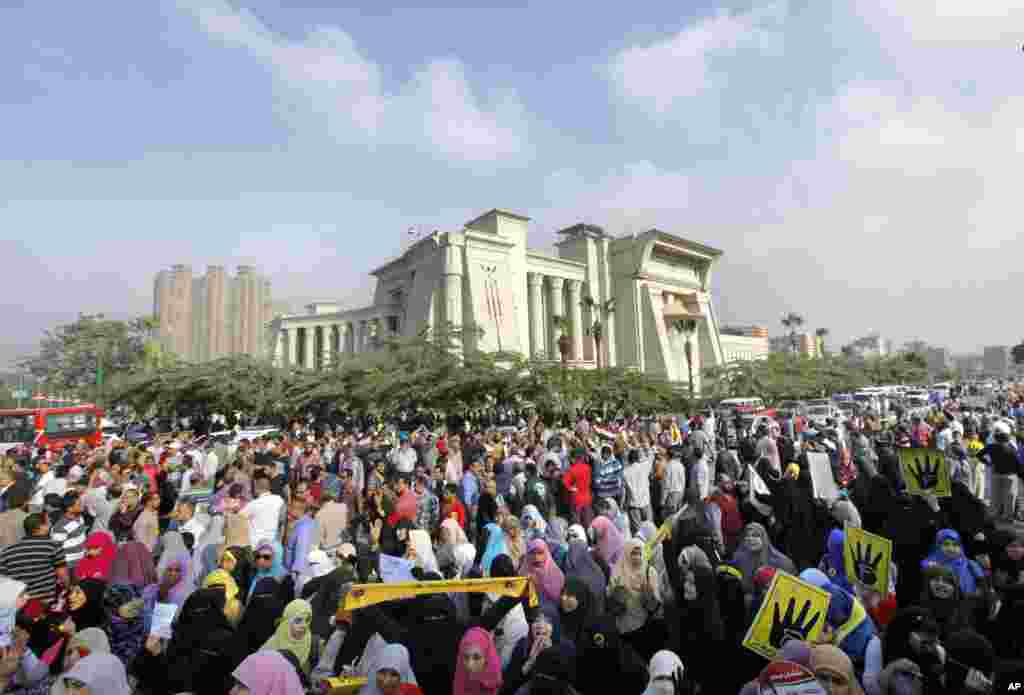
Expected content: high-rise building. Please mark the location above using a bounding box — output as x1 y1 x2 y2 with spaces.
153 264 273 362
983 346 1010 378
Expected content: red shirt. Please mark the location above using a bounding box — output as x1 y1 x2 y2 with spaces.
441 498 467 528
563 460 593 510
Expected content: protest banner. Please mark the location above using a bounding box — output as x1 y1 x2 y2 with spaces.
378 554 416 584
899 447 952 498
343 576 537 611
843 526 893 595
743 572 831 660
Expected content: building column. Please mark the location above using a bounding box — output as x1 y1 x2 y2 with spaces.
443 241 464 350
527 273 544 358
286 328 297 367
567 279 584 362
304 326 315 368
359 321 368 353
548 277 565 359
321 325 333 369
274 329 285 367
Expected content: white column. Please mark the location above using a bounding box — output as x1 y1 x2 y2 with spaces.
286 328 297 367
527 273 544 358
443 242 464 349
567 279 583 362
274 330 285 367
359 321 368 353
548 277 565 358
322 325 333 369
303 326 315 368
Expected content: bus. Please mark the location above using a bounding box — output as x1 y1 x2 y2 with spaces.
0 405 105 455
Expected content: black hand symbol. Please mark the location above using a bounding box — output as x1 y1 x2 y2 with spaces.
910 456 939 490
769 597 820 649
853 540 883 586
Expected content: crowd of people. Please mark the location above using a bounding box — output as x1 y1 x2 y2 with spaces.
0 398 1020 695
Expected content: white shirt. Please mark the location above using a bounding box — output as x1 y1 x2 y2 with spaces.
181 516 208 541
244 492 284 548
201 450 219 482
623 456 653 509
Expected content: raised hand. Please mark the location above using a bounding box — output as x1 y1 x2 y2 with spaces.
769 597 820 649
853 540 884 586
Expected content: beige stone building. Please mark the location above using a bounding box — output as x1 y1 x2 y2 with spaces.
153 264 273 362
270 209 756 392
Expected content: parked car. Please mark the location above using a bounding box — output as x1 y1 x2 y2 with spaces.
806 403 841 429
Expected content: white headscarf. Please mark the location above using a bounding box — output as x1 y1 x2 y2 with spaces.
307 549 335 579
408 529 439 576
643 650 685 695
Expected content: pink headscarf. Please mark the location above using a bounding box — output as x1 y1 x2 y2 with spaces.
454 627 502 695
519 539 564 604
590 515 624 568
233 650 305 695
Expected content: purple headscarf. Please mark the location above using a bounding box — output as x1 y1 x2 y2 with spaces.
590 516 624 568
233 650 305 695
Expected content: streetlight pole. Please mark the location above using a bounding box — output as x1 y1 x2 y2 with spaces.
672 319 698 400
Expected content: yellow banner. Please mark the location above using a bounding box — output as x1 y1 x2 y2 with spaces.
843 526 892 595
343 576 537 611
899 447 952 498
743 573 831 660
643 518 673 563
320 676 367 695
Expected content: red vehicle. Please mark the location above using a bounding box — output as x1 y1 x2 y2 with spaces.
0 405 105 455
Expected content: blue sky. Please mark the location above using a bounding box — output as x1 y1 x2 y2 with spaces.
3 0 1023 366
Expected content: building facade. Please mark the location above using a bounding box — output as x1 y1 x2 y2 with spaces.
270 209 740 391
719 326 770 363
153 265 274 362
983 346 1010 379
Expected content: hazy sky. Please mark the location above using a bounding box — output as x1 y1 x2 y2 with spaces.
3 0 1022 367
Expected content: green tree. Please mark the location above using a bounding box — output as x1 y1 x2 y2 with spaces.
781 312 805 353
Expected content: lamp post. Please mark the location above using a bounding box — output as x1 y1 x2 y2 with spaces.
672 319 698 397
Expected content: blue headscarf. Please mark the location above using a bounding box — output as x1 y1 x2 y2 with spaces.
248 541 286 597
823 528 853 593
921 529 982 594
480 522 508 576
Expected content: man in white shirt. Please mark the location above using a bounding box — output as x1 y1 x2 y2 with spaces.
390 435 417 476
243 475 285 548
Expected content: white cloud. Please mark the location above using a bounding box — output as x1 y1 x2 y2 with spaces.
859 1 1024 44
180 0 528 162
608 4 786 117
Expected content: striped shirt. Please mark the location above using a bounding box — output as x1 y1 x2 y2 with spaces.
51 517 87 568
0 538 65 605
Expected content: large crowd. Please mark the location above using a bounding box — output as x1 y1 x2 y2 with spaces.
0 398 1021 695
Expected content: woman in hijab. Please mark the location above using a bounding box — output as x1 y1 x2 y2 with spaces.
248 541 287 597
501 605 573 695
58 653 131 695
237 577 288 656
103 583 147 667
67 579 107 631
143 547 195 612
47 628 112 695
666 554 724 693
588 516 624 574
480 522 510 576
820 528 855 594
519 647 579 695
731 522 797 595
454 627 503 695
599 498 629 539
360 642 422 695
262 598 315 674
574 615 647 695
562 533 606 615
988 527 1024 658
486 555 529 669
407 529 440 577
519 539 565 609
920 529 986 597
502 515 527 569
521 505 548 544
557 577 596 647
380 519 415 559
109 541 158 589
918 564 972 639
608 538 661 660
74 533 116 582
810 645 864 695
232 650 305 695
157 531 188 564
545 518 570 568
642 651 686 695
219 545 254 603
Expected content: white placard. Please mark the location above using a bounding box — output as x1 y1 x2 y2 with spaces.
807 452 839 502
150 602 178 639
378 554 416 584
0 606 14 647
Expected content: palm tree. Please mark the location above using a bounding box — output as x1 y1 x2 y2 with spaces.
815 327 829 357
781 312 805 354
581 297 615 369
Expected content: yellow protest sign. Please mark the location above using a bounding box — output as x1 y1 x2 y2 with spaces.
319 676 367 695
843 527 892 595
343 576 537 611
742 573 831 660
899 448 952 498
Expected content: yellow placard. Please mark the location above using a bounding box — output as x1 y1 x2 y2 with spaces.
643 518 673 563
320 676 368 695
343 576 537 611
742 573 831 660
899 448 952 498
843 527 892 595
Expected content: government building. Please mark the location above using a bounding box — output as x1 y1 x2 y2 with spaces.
269 209 767 391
